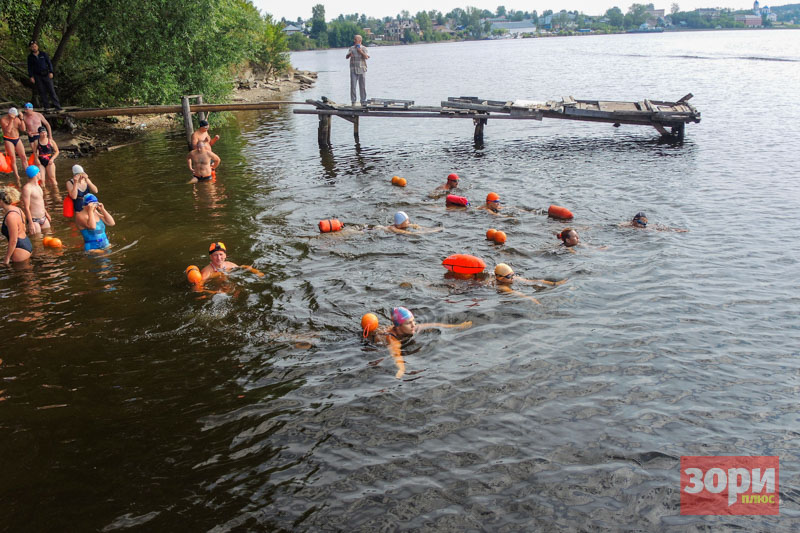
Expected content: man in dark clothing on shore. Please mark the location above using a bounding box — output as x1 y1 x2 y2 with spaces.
27 40 62 112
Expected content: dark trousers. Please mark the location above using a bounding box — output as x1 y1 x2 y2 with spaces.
33 74 61 109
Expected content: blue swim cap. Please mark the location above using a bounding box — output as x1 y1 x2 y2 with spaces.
391 306 414 326
25 165 39 178
393 211 409 226
83 193 99 204
24 102 33 109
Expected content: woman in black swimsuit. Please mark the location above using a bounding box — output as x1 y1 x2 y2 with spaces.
0 186 33 265
33 127 59 187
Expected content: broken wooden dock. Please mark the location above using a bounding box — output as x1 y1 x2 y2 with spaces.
294 94 701 147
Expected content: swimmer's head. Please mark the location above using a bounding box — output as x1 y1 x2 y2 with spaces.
199 120 209 129
557 228 579 247
83 193 99 205
24 102 33 110
37 126 48 138
0 186 21 205
486 192 501 207
632 212 648 227
209 241 227 255
391 306 416 335
72 164 84 175
393 211 409 228
25 165 39 179
8 107 18 117
209 241 227 266
494 263 515 284
196 140 206 150
447 173 459 187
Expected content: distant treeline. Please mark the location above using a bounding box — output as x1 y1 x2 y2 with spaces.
282 3 800 50
0 0 290 107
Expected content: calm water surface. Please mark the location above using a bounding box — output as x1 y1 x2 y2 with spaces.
2 30 800 531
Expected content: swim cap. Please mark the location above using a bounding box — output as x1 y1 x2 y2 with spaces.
494 263 514 277
8 107 18 116
25 165 40 178
208 241 227 254
393 211 409 226
391 306 414 326
632 212 647 226
83 193 98 204
199 120 209 127
24 103 33 109
38 126 47 133
72 165 84 175
447 173 459 182
486 192 501 203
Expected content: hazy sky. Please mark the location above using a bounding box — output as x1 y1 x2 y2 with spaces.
256 1 757 21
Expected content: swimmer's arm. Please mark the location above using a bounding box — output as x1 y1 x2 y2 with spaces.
42 117 52 139
210 152 221 168
386 226 412 235
209 134 219 146
50 139 59 161
517 276 567 286
86 176 98 194
387 336 405 379
21 187 35 233
239 264 265 277
498 285 540 304
96 203 115 226
416 321 473 332
414 226 444 234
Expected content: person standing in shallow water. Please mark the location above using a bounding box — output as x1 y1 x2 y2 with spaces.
345 35 369 106
0 186 33 265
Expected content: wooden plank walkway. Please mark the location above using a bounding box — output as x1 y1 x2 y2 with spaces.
294 94 701 147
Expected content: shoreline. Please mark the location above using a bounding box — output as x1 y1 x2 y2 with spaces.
52 69 317 157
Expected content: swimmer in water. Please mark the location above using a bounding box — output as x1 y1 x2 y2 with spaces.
623 212 688 232
21 165 50 234
201 241 264 281
370 306 472 378
557 227 580 251
190 120 219 150
476 192 503 214
494 263 567 304
187 141 221 184
75 194 115 251
0 186 33 265
430 173 461 197
385 211 443 235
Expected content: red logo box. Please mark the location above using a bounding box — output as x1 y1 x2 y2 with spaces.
681 456 779 515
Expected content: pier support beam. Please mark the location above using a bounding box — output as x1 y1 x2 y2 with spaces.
473 117 487 144
318 114 332 148
181 96 194 149
353 116 359 142
196 94 206 123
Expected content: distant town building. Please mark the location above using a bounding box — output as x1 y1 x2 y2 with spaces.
489 20 538 34
282 24 303 35
432 24 456 35
697 8 721 19
735 14 763 26
384 19 421 41
753 1 760 15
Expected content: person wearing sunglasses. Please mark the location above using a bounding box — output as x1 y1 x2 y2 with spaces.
201 241 264 282
385 211 442 235
494 262 567 302
622 212 688 232
477 192 504 214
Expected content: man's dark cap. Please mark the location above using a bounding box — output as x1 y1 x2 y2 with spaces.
29 40 37 46
199 120 209 127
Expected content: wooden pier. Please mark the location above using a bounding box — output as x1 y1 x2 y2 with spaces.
294 94 701 147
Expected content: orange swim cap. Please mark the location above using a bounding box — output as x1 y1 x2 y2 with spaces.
447 173 459 182
486 192 500 203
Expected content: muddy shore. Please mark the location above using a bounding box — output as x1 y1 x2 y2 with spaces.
49 69 316 158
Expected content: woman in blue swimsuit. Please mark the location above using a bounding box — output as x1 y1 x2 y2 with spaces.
74 194 115 251
0 186 33 265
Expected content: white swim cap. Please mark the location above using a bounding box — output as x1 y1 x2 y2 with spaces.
72 165 84 175
8 107 18 116
394 211 409 226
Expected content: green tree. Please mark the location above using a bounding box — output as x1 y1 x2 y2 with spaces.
605 6 624 27
415 11 433 40
310 4 326 40
496 5 506 17
252 14 289 79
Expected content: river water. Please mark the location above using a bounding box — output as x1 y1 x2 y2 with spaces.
3 30 800 531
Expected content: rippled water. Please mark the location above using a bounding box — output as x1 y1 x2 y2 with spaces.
3 30 800 530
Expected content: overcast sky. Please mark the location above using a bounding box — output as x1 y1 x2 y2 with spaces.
255 1 757 21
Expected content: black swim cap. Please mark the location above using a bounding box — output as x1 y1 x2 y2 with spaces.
38 126 47 133
199 120 209 127
633 212 646 220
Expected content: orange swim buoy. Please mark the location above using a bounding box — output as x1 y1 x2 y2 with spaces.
486 228 497 241
442 254 486 274
62 195 74 218
185 265 202 284
493 231 507 244
48 237 62 248
0 154 12 173
548 205 574 220
28 153 35 166
446 195 469 207
319 219 343 233
396 177 407 187
361 313 379 338
42 236 53 247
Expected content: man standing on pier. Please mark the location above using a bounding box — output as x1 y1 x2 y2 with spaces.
27 40 62 112
345 35 369 107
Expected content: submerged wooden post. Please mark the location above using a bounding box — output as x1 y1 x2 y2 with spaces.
181 96 194 149
318 115 332 148
473 117 487 144
353 116 359 142
196 94 206 123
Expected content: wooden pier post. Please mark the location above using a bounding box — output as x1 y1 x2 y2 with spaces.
353 116 359 142
181 96 194 149
318 114 332 148
196 94 206 123
473 117 487 144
